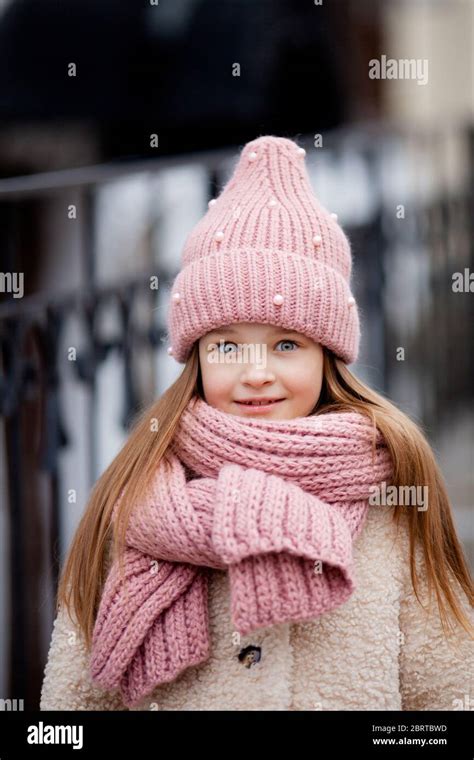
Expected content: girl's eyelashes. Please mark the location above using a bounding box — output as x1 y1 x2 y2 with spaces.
216 339 300 353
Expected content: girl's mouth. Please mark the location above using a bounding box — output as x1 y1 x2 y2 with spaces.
234 398 285 412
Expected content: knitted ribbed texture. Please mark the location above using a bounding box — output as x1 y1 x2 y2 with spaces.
167 135 360 365
89 397 393 707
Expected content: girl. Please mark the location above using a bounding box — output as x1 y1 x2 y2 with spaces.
40 135 473 711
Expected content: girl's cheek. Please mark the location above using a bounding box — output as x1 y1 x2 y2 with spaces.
205 366 237 394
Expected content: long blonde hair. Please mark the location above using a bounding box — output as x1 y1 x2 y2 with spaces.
57 342 474 648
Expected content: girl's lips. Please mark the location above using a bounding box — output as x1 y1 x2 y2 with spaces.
234 399 285 413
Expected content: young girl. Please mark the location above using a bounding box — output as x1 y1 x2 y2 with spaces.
40 135 473 711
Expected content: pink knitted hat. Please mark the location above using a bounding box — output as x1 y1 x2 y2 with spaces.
167 135 360 364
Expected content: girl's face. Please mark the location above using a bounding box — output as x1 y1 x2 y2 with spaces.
198 322 324 420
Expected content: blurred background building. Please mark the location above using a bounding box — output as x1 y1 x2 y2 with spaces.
0 0 473 708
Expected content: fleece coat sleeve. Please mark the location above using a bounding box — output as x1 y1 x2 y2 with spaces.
398 537 474 711
40 602 126 711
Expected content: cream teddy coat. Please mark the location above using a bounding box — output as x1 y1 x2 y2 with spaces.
40 504 474 711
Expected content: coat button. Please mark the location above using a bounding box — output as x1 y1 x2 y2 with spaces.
238 645 262 668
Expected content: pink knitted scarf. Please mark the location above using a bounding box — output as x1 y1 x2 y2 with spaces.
89 396 393 707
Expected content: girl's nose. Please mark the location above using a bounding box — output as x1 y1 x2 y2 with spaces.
239 363 276 385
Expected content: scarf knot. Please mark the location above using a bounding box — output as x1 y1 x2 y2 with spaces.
89 397 393 706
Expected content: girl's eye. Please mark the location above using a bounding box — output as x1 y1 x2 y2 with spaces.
276 339 298 351
217 341 238 354
216 339 298 353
